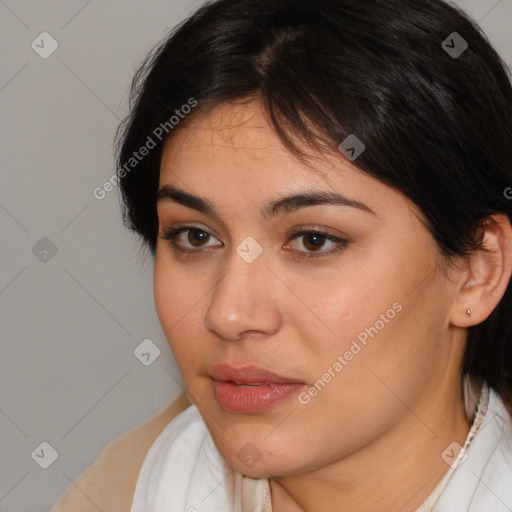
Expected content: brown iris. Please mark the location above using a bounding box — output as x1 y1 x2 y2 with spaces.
188 229 210 247
302 233 326 251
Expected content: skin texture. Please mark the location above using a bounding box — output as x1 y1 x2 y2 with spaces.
153 100 512 512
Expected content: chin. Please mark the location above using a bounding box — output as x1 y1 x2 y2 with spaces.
217 441 311 480
229 457 296 479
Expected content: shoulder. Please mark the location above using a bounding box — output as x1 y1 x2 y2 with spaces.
51 392 192 512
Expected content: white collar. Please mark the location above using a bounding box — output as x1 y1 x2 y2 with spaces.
429 382 512 511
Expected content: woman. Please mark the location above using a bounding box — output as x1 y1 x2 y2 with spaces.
52 0 512 510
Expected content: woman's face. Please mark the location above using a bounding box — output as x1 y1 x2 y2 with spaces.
154 101 463 478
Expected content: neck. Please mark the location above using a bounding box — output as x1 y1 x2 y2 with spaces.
270 377 472 512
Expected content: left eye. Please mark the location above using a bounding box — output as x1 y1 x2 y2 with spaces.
285 231 344 253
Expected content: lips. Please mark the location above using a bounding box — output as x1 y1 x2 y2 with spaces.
209 364 304 385
209 364 305 413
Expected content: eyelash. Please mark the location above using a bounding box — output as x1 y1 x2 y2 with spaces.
159 226 348 260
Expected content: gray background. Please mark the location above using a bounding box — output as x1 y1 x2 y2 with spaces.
0 1 511 511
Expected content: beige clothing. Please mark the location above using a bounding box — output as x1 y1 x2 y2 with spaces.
51 392 191 512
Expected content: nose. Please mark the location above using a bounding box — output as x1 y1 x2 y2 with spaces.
203 246 282 341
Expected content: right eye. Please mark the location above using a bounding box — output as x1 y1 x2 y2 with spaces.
160 227 223 253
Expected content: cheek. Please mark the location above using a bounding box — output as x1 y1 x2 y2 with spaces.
301 270 447 431
153 254 208 360
287 263 393 358
153 258 181 333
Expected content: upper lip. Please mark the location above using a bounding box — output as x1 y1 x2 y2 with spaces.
209 364 304 385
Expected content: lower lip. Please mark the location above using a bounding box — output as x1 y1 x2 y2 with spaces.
212 380 305 413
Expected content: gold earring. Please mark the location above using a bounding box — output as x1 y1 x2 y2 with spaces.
466 308 471 318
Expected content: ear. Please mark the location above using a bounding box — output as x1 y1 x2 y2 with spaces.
450 214 512 327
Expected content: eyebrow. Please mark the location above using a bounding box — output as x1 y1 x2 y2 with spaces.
156 185 376 219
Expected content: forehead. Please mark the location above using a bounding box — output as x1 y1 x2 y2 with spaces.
160 101 365 190
161 101 303 173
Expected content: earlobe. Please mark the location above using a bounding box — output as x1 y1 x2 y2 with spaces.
450 214 512 328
